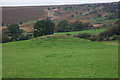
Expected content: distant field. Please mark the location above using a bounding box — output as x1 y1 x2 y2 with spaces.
2 6 47 24
3 35 118 78
55 29 106 35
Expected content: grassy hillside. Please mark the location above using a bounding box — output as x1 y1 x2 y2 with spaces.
3 35 118 78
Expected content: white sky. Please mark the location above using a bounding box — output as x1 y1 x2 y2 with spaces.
1 0 120 6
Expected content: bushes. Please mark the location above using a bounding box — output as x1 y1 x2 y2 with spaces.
18 34 29 41
74 26 120 41
111 35 120 40
56 20 90 32
2 34 11 43
98 26 119 38
74 33 93 39
74 33 98 41
18 33 33 41
97 26 120 41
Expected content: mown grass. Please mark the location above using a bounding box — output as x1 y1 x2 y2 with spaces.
2 35 118 78
54 29 106 35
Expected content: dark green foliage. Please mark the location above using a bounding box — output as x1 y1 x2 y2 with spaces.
70 21 90 30
75 25 120 41
2 34 10 43
66 33 71 36
7 24 23 35
98 26 120 38
33 18 55 37
74 33 93 39
56 20 90 32
112 35 120 40
19 22 22 24
3 24 24 42
18 34 31 41
34 30 42 37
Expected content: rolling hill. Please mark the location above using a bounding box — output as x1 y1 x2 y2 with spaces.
2 2 119 32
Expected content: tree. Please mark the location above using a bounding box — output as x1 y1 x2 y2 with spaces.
7 24 23 35
33 18 55 37
2 32 11 43
7 24 23 41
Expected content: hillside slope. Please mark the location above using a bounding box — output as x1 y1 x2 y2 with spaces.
2 2 118 32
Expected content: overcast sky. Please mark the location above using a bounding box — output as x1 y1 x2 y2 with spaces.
1 0 120 6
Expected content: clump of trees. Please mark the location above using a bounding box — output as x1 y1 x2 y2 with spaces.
55 20 90 32
2 24 24 43
2 18 55 43
33 18 55 37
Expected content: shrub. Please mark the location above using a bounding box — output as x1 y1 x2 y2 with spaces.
2 34 10 43
98 26 120 41
7 24 23 35
70 21 90 31
99 26 119 38
74 33 92 39
66 33 71 36
112 35 120 40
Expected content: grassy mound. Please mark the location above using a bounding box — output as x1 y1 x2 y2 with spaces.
3 35 118 78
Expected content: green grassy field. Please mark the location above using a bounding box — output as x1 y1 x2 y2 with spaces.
2 35 118 78
54 29 106 35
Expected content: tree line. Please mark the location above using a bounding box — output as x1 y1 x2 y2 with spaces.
2 18 90 43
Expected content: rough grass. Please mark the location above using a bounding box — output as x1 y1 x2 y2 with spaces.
2 35 118 78
54 29 106 35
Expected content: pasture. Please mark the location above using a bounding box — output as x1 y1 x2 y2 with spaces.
2 35 118 78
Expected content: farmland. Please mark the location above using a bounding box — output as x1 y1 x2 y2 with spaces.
2 34 118 78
